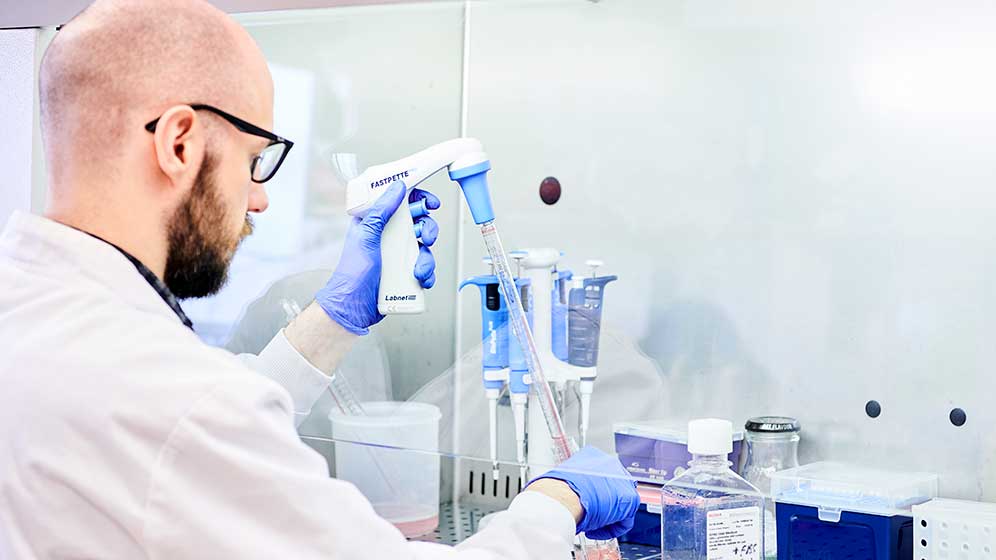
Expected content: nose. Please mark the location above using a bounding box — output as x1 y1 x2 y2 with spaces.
248 182 269 213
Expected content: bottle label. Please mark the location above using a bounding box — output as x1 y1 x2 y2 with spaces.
706 506 761 560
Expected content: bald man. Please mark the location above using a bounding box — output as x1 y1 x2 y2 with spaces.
0 1 639 558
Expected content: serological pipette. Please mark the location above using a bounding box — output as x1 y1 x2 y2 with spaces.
505 253 533 486
327 370 366 416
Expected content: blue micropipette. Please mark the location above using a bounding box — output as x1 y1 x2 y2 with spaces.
551 267 573 363
568 262 617 447
459 257 510 480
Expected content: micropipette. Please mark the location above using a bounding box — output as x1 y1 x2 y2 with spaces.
551 267 573 363
568 260 617 447
459 256 509 481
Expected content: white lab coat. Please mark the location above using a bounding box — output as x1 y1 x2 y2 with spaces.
0 212 574 560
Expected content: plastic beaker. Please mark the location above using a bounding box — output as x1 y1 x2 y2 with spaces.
329 401 441 537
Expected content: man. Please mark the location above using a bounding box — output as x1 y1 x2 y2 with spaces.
0 0 639 558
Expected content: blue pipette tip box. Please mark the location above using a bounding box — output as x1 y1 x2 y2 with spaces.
770 462 938 560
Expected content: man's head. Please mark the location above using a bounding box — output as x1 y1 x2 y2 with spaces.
40 0 277 298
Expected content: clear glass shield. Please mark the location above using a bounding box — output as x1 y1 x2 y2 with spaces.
156 0 996 556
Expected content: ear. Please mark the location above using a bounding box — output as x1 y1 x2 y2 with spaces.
151 105 205 193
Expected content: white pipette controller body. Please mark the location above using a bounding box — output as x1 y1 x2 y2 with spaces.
345 138 493 314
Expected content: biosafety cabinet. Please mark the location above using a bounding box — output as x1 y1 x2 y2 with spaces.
6 0 996 555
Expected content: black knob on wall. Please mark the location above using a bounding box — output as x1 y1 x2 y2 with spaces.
864 399 967 428
865 400 882 418
950 408 967 427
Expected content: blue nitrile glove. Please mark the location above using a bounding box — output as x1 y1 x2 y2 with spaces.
316 181 441 335
528 446 639 540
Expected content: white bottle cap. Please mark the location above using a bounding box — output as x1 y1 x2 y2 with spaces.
687 418 733 455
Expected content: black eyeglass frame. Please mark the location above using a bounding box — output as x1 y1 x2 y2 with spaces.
144 104 294 183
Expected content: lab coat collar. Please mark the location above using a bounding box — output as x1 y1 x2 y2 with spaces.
0 210 185 326
78 229 194 329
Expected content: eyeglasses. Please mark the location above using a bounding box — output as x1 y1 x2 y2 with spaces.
144 104 294 183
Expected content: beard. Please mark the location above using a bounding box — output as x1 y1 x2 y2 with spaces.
163 152 254 299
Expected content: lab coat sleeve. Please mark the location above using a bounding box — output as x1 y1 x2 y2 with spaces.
141 374 576 560
411 492 575 560
236 328 330 427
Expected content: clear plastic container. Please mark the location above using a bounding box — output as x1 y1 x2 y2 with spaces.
329 401 441 537
741 416 800 559
770 462 938 519
662 419 764 560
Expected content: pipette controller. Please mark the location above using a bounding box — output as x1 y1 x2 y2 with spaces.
459 256 509 480
568 260 617 446
344 138 494 314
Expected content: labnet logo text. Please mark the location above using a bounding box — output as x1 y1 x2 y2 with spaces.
385 294 417 301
